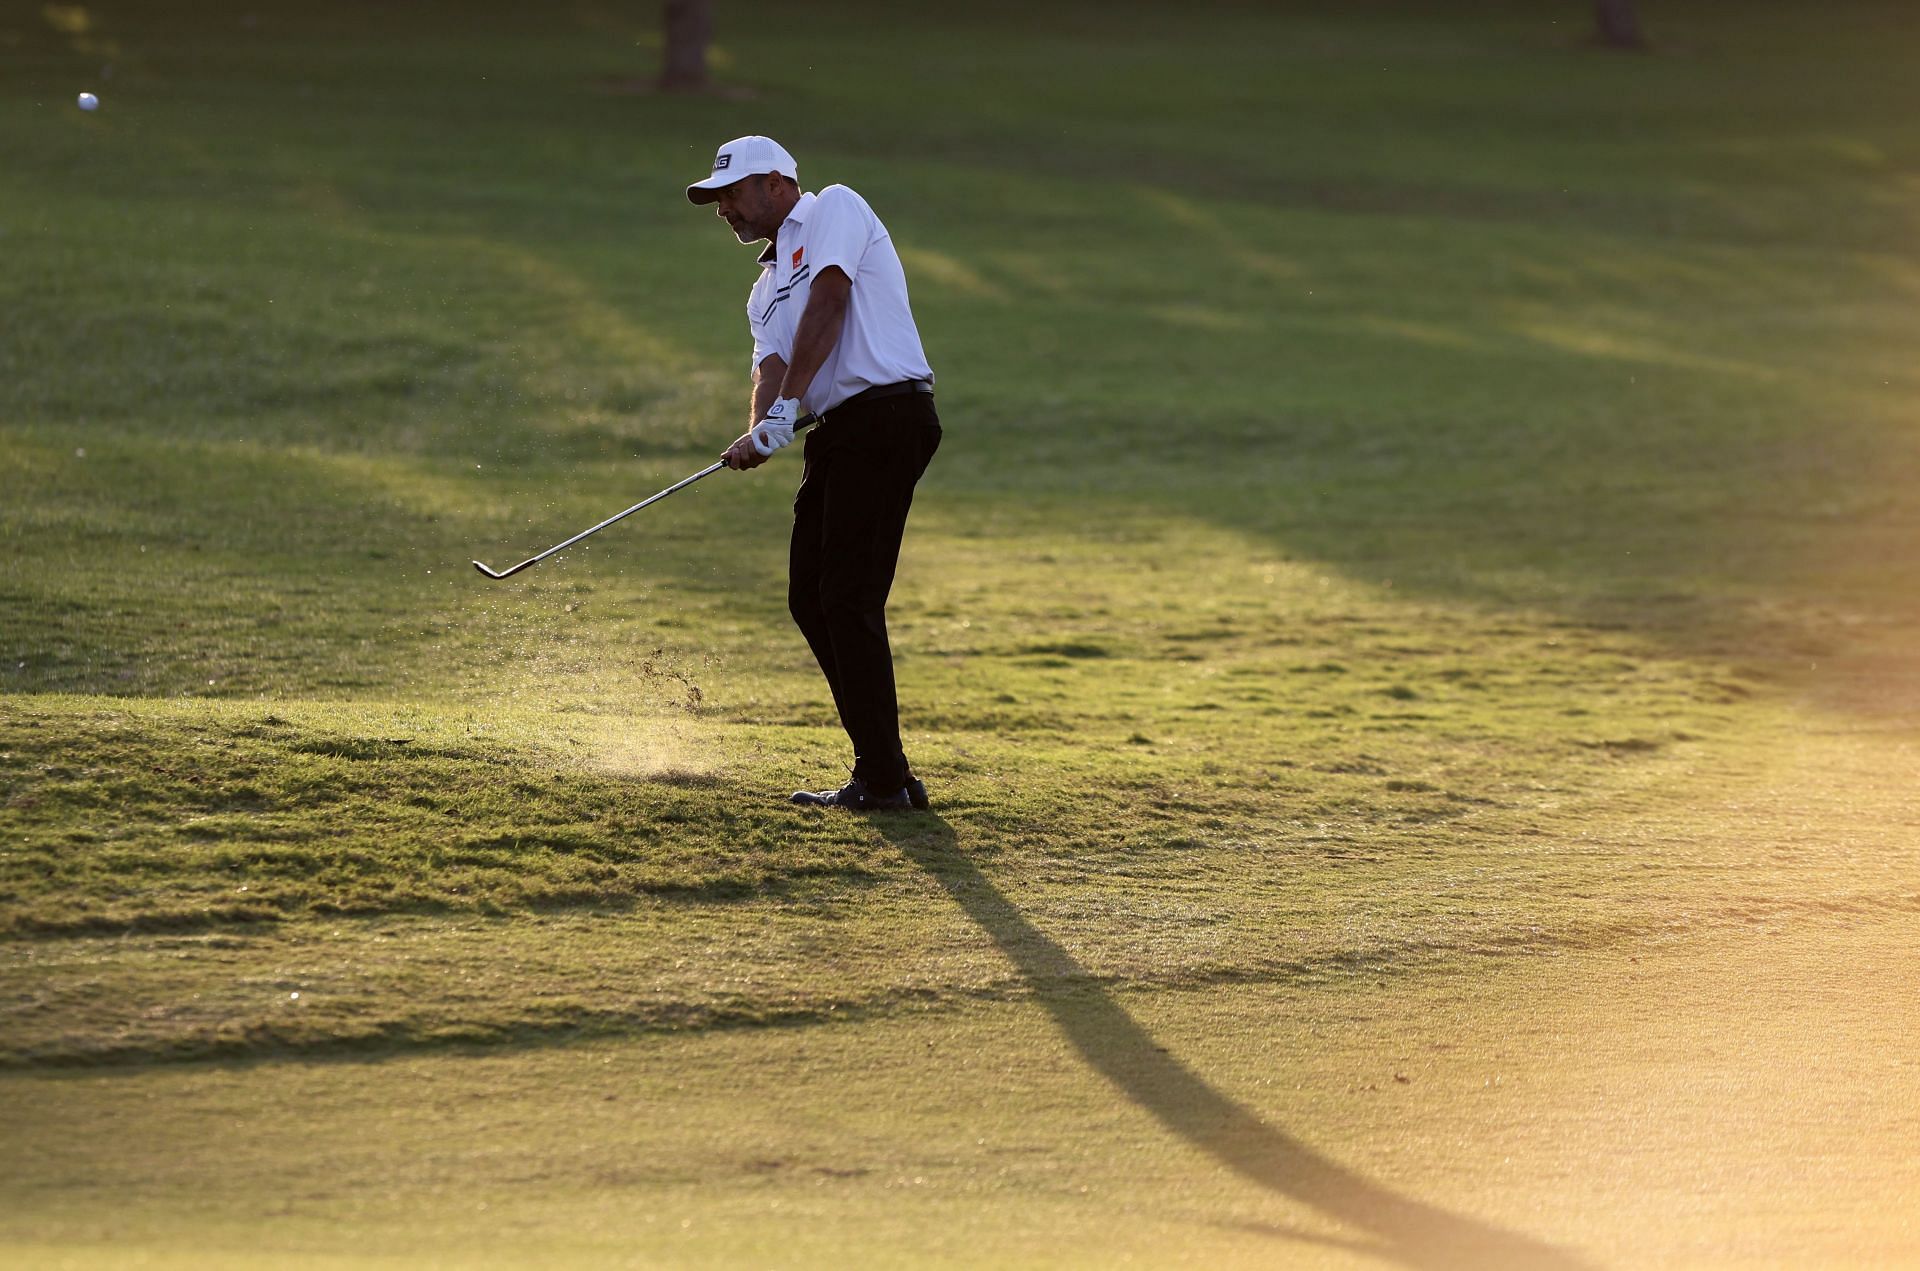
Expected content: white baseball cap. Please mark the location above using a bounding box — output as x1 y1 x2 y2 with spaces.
685 135 798 204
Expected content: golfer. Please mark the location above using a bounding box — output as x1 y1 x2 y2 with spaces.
688 135 941 812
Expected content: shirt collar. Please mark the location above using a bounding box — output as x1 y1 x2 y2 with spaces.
757 191 816 266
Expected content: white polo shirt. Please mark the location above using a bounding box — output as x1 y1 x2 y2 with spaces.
747 185 934 417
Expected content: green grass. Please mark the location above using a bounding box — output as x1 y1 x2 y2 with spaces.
3 1 1920 1265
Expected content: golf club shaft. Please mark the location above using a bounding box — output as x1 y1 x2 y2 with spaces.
472 461 725 579
472 416 817 579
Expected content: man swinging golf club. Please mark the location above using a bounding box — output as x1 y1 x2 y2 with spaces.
689 135 942 811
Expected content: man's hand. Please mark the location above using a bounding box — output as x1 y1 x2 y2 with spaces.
723 431 769 470
751 396 802 456
725 396 800 470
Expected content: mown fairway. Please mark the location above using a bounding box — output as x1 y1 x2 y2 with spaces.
3 2 1918 1267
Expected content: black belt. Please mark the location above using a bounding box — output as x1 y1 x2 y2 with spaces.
827 380 933 413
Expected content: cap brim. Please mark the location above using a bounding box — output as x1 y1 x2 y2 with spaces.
687 167 794 205
685 175 732 205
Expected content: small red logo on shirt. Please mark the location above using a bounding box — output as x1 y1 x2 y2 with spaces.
792 247 805 268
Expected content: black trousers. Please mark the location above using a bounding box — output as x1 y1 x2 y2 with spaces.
788 391 941 795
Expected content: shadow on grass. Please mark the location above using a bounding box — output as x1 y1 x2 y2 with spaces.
880 814 1595 1271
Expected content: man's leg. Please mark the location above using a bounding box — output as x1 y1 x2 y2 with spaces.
811 398 940 795
788 431 855 731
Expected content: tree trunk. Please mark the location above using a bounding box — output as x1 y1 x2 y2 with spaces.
1593 0 1649 50
660 0 712 92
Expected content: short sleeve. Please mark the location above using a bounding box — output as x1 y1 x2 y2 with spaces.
804 185 874 279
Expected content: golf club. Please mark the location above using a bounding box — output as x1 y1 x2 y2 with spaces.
472 419 814 579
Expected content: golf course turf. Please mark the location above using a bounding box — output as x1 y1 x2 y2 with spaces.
3 2 1918 1266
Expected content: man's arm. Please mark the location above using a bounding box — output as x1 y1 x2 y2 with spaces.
751 353 787 428
773 265 850 405
722 268 852 469
723 354 789 470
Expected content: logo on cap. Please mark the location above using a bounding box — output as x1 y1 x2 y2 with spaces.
713 153 731 172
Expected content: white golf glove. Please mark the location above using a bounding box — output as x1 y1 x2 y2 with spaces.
751 397 801 456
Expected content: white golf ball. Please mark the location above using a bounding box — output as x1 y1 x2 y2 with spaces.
78 92 99 111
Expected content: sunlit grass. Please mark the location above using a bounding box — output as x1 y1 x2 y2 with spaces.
2 2 1919 1263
